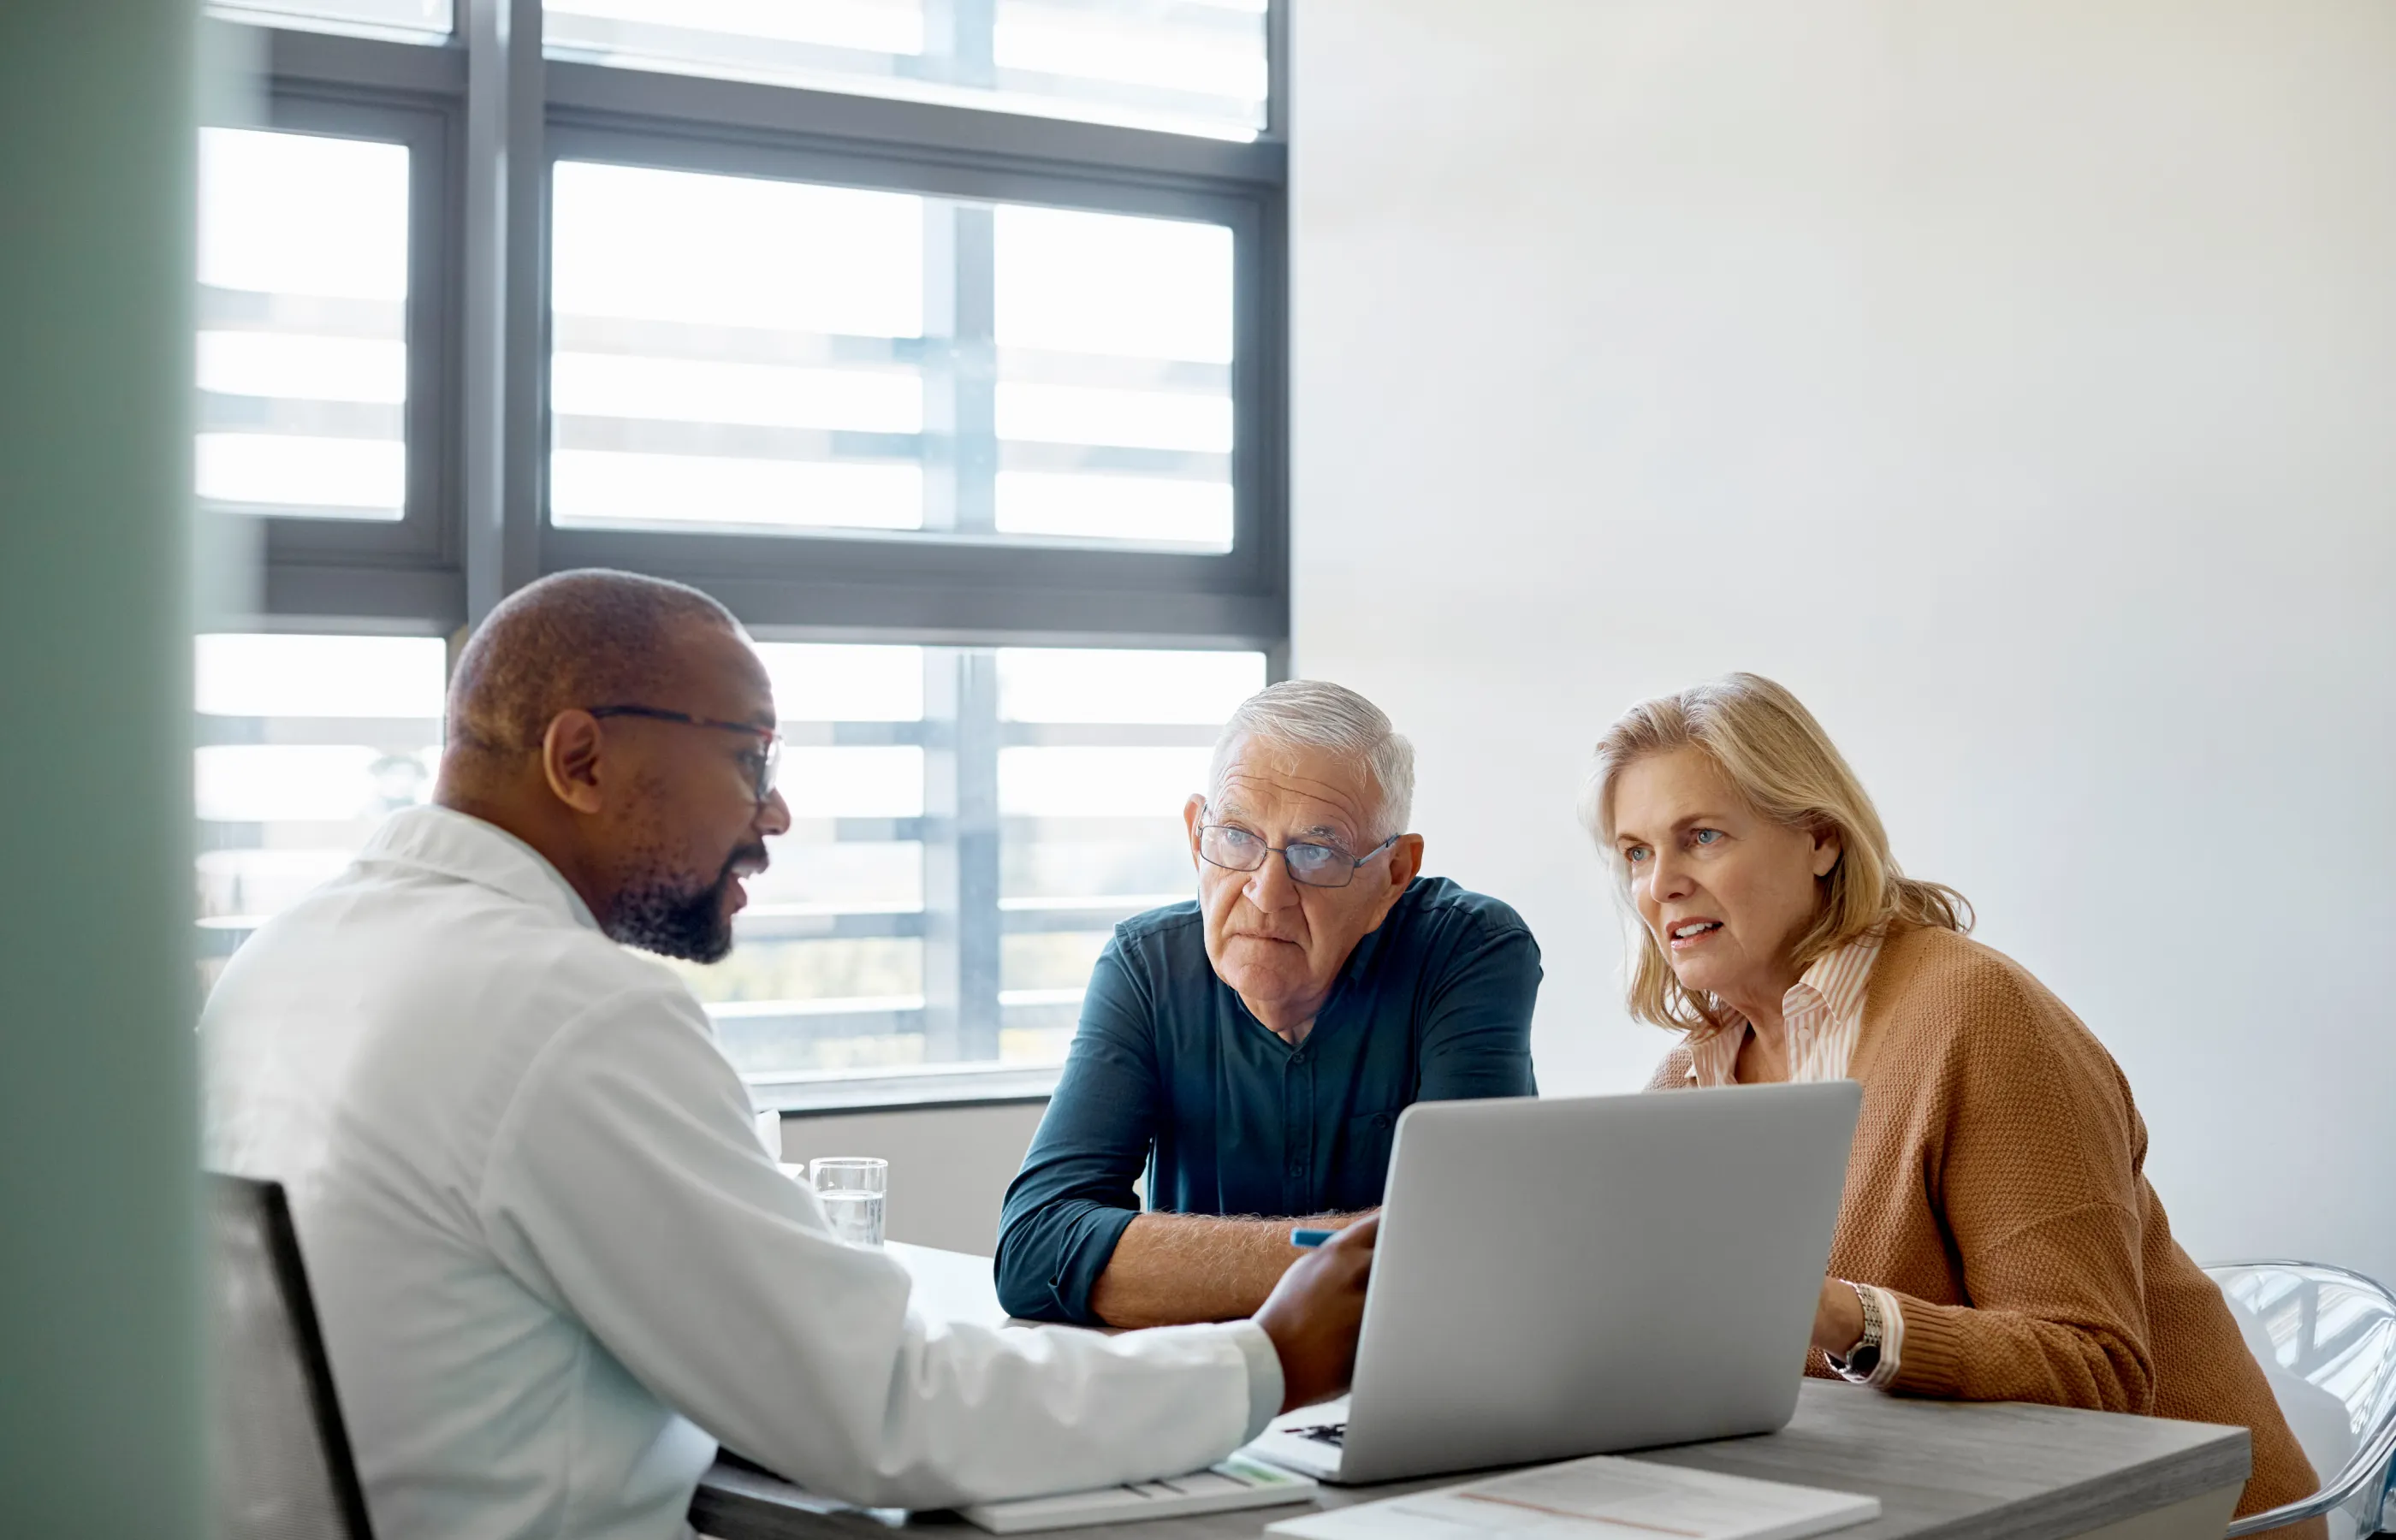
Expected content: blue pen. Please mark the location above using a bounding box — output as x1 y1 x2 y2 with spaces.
1290 1227 1337 1248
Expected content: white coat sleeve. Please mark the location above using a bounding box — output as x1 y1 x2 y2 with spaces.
473 982 1276 1512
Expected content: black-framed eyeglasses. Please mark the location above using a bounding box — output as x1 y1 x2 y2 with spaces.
587 705 782 802
1196 815 1402 891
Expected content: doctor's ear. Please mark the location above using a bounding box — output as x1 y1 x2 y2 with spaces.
543 711 608 814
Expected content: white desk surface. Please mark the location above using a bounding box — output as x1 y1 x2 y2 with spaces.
883 1241 1012 1331
697 1246 2251 1540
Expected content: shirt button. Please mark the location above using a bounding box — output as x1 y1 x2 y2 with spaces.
1291 1051 1308 1064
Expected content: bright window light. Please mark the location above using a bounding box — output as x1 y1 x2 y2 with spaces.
543 0 1266 140
548 163 1235 551
197 127 411 520
998 648 1262 724
208 0 453 44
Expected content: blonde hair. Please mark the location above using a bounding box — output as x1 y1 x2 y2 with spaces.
1581 672 1971 1034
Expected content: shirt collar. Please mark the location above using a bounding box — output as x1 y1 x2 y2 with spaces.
1798 926 1882 1030
1682 927 1885 1085
357 805 601 933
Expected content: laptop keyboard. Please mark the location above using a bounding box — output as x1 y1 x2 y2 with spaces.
1289 1422 1347 1448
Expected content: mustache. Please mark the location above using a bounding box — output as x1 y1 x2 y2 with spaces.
718 843 769 884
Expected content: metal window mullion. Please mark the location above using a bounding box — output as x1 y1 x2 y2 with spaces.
541 116 1266 226
1266 0 1290 142
541 60 1284 190
462 0 545 628
922 649 1003 1064
1250 182 1291 667
261 22 469 96
922 0 997 92
922 203 997 536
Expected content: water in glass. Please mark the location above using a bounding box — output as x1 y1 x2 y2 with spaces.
810 1157 887 1248
816 1189 886 1248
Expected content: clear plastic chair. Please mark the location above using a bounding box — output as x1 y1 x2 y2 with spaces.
2207 1261 2396 1539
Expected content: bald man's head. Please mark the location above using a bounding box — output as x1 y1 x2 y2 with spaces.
447 569 740 765
436 569 791 962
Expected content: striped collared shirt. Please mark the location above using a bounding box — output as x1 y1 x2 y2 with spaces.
1682 927 1884 1089
1682 928 1905 1389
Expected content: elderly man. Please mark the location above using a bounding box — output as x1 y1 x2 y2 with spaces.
996 681 1539 1328
200 571 1376 1540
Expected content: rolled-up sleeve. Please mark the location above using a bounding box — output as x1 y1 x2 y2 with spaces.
994 937 1161 1324
1415 921 1540 1101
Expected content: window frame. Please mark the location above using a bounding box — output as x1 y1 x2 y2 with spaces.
223 12 1290 651
202 3 1290 1108
538 110 1282 643
201 66 468 621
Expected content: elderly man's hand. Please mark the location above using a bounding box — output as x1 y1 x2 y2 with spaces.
1253 1214 1380 1413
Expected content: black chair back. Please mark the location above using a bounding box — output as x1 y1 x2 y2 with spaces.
204 1172 375 1540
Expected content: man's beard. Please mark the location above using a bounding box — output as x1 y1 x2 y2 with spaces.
609 843 765 963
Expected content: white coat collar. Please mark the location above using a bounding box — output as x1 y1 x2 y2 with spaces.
359 805 602 933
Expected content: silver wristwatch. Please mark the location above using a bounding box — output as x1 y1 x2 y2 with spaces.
1830 1279 1883 1381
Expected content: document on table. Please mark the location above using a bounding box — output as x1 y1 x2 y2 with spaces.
1266 1454 1880 1540
957 1454 1319 1533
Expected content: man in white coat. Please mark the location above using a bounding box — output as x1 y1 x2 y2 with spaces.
201 569 1378 1540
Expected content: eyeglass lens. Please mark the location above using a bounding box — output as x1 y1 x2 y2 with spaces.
1201 826 1356 888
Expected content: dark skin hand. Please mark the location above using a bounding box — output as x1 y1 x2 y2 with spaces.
1252 1213 1380 1413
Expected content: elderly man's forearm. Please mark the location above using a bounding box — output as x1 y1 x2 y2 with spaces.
1088 1211 1373 1329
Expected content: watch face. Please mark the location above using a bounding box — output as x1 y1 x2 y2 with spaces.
1847 1343 1881 1377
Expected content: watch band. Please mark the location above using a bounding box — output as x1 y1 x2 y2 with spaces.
1831 1279 1883 1380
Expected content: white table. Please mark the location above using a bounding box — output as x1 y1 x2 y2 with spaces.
881 1241 1015 1330
698 1246 2251 1540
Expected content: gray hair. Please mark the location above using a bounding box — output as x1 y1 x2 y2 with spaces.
1205 679 1415 839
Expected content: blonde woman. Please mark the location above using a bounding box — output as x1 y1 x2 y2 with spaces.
1586 673 2317 1538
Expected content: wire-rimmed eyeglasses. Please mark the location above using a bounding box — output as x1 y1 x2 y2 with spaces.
588 705 782 802
1196 818 1402 890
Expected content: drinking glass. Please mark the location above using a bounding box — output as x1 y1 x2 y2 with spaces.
810 1157 887 1247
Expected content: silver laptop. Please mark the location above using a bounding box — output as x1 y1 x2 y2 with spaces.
1247 1081 1860 1485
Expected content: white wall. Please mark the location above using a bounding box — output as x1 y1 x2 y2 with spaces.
1290 1 2396 1284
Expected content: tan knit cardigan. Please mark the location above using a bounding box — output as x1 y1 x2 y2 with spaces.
1647 924 2320 1532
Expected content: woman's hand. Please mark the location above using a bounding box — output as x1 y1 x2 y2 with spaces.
1812 1276 1865 1358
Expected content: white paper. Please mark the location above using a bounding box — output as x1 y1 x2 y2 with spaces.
1267 1454 1880 1540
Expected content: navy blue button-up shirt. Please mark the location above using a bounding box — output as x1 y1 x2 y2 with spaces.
994 876 1540 1324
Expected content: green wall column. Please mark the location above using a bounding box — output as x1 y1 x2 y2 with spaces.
0 3 203 1536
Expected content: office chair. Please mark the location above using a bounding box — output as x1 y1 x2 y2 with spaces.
2208 1261 2396 1539
204 1172 377 1540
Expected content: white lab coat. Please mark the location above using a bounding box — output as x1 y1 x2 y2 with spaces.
200 806 1277 1540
